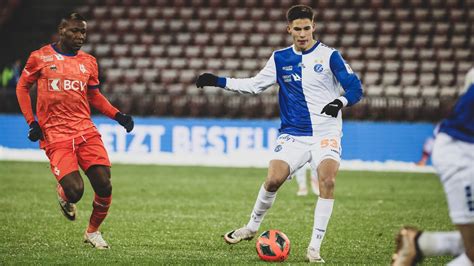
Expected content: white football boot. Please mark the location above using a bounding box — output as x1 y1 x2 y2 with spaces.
84 231 110 249
307 247 325 263
223 226 256 244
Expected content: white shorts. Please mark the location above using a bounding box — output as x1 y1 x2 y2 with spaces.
271 134 341 177
432 133 474 224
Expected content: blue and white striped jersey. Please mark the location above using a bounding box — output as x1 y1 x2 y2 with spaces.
217 41 363 137
439 83 474 143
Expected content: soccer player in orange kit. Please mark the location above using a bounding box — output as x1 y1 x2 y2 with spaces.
16 13 134 249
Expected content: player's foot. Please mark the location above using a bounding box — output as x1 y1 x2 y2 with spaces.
84 231 110 249
223 226 256 244
391 226 423 266
297 187 308 196
310 177 320 196
57 190 76 221
307 247 325 263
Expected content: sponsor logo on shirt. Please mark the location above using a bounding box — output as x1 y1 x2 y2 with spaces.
48 78 87 92
291 73 302 81
274 145 282 152
282 65 293 71
50 65 57 71
40 55 54 62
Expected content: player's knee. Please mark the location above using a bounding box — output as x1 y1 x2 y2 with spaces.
264 178 282 192
97 182 112 197
64 183 84 203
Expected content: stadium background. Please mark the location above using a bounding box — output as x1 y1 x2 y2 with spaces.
0 0 472 166
0 1 471 264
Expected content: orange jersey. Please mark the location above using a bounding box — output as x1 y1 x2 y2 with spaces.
17 44 115 147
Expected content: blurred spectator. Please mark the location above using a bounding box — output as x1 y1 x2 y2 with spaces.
1 60 22 88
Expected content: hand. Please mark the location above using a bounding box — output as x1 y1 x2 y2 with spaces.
28 121 43 142
321 99 343 118
196 73 218 88
115 112 134 133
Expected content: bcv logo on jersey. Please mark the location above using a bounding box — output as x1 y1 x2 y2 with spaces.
48 79 87 92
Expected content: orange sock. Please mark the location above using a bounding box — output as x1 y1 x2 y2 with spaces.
87 194 112 233
57 184 69 201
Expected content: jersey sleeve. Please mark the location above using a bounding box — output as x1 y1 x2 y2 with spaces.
87 89 119 119
221 53 277 94
87 57 100 89
16 52 41 124
329 51 363 106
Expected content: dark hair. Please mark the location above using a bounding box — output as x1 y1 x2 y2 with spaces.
60 12 86 25
286 5 314 22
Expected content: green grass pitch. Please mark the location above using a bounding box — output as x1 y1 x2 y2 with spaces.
0 161 453 264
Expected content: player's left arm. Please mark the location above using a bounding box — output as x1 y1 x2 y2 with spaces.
329 51 363 107
87 58 134 132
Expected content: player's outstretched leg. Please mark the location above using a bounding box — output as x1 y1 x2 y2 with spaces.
84 165 112 249
391 226 423 266
57 171 84 221
224 160 289 244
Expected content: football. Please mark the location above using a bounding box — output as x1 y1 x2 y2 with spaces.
255 230 291 262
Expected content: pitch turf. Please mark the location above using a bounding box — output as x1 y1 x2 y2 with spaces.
0 161 453 265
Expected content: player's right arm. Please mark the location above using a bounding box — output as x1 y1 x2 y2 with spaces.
196 53 276 94
16 52 43 141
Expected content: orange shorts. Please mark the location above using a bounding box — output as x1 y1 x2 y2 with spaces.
44 132 111 181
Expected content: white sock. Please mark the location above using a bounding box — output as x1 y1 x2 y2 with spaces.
295 169 307 190
246 184 277 232
418 231 464 256
447 253 473 266
309 197 334 251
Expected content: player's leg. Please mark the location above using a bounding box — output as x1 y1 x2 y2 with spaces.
45 142 84 221
449 224 474 265
294 165 308 196
310 163 320 196
224 134 309 244
57 171 84 220
307 158 339 263
77 133 112 249
224 160 290 244
392 133 473 265
85 165 112 234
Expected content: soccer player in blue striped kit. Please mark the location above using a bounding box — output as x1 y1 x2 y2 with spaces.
392 68 474 266
196 5 362 262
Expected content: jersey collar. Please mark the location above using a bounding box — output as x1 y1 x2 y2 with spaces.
292 40 320 55
51 43 78 57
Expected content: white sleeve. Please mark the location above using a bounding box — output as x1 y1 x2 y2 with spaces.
224 53 277 94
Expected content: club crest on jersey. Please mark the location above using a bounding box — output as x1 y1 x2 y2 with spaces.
314 64 324 73
48 78 86 92
79 64 86 74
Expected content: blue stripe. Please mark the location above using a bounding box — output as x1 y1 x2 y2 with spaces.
439 84 474 143
275 47 312 136
302 40 320 55
50 43 77 57
88 84 100 89
329 51 363 106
